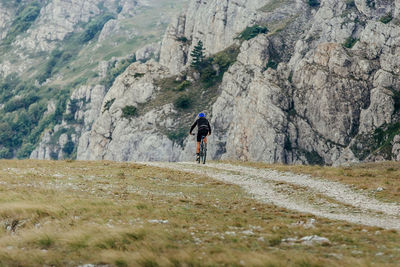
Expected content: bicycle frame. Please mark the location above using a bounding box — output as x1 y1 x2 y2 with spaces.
197 135 207 164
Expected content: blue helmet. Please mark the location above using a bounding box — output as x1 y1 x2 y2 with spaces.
198 112 205 118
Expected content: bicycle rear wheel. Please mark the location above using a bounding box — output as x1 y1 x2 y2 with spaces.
200 140 207 164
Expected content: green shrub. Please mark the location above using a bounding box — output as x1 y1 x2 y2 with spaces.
79 13 115 43
16 142 35 159
122 105 137 118
200 62 217 88
265 59 278 70
62 137 75 157
134 73 145 78
103 98 116 112
213 45 240 73
37 49 73 84
197 45 240 88
304 150 325 165
237 25 269 41
0 148 13 159
3 94 40 112
380 13 393 24
366 0 375 8
167 128 187 146
176 36 188 43
176 81 191 91
174 95 191 109
308 0 320 7
343 37 358 49
64 99 79 122
346 0 355 8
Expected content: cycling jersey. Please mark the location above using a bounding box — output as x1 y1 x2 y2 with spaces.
190 117 211 135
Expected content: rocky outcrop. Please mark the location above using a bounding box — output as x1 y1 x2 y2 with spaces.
78 61 183 161
33 0 400 164
159 0 266 74
30 84 106 160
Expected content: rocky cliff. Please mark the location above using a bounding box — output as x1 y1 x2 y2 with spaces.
33 0 400 165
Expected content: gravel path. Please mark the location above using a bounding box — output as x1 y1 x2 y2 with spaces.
143 162 400 231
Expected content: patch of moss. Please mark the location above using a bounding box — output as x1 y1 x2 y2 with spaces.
237 25 269 41
380 13 393 24
174 95 192 109
259 0 289 12
103 98 116 113
265 59 278 70
345 0 355 8
351 123 400 160
122 105 137 119
343 37 358 49
308 0 320 7
303 150 325 166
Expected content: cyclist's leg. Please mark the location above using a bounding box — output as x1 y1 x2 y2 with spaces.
199 129 208 144
196 132 202 154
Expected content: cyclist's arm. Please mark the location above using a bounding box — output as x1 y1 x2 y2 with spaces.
207 121 212 135
189 119 198 135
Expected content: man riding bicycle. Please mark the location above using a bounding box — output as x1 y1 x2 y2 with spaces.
189 112 211 161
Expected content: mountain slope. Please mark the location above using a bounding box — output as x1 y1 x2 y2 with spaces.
0 0 187 159
66 0 400 165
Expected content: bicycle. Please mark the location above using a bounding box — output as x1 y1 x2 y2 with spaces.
197 135 207 164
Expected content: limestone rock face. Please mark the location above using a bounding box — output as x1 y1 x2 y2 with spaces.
160 0 267 74
77 61 183 161
16 0 102 51
32 0 400 164
135 43 161 62
31 84 106 160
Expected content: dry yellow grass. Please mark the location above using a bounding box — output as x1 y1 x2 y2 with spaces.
234 161 400 203
0 160 399 266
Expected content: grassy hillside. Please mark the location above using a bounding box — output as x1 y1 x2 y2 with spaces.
0 160 399 266
0 0 187 159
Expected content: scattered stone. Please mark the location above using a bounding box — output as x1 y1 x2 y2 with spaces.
376 252 384 256
257 237 265 242
225 231 236 236
292 218 316 229
148 219 169 224
328 253 343 259
300 235 330 246
241 230 254 235
376 187 384 192
282 235 330 246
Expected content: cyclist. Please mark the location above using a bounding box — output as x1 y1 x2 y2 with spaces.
189 112 211 161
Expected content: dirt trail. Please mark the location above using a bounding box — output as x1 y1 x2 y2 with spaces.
142 162 400 231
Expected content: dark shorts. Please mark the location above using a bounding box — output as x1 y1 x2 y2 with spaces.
197 129 209 142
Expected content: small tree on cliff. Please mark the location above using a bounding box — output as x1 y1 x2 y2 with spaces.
190 40 205 70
